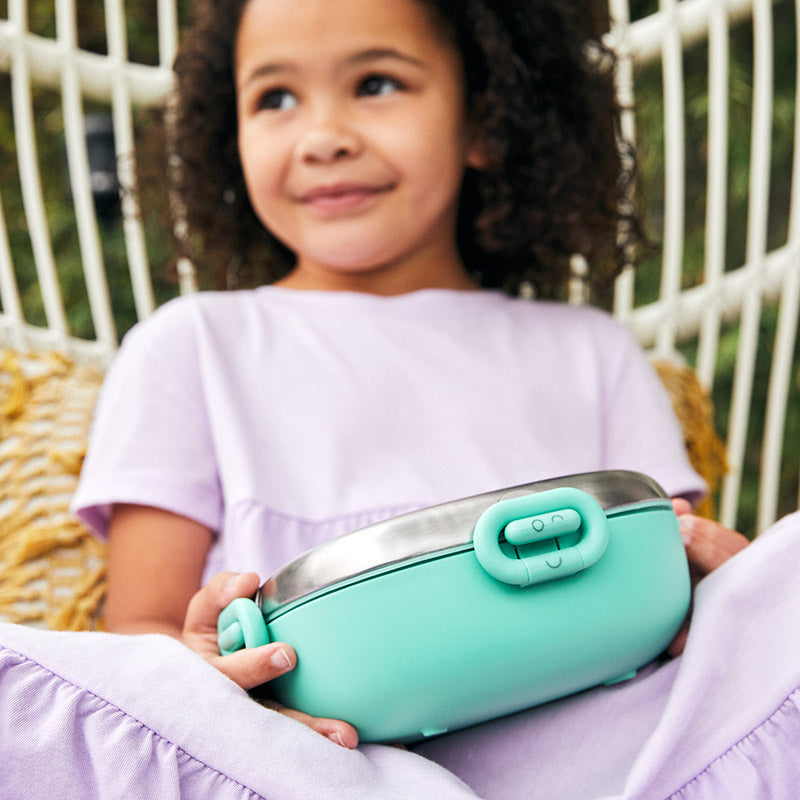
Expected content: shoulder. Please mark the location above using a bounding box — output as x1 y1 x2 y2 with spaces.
124 290 252 337
492 295 640 346
529 299 630 332
117 289 272 356
102 291 261 392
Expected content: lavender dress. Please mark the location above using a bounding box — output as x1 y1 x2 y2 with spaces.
1 511 798 798
3 289 795 797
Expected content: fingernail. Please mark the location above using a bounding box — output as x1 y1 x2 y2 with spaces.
678 515 694 544
270 646 292 672
327 731 346 747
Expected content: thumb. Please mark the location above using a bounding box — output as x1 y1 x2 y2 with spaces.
183 571 261 638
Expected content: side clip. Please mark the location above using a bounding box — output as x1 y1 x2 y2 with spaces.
217 597 270 656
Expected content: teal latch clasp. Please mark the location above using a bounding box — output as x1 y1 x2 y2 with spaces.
503 508 582 545
217 597 270 655
473 488 609 586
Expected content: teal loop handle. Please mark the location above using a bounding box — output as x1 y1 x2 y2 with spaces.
217 597 270 655
473 487 609 586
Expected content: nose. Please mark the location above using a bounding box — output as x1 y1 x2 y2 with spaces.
296 112 362 164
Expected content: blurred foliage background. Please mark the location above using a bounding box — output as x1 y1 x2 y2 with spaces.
0 0 798 533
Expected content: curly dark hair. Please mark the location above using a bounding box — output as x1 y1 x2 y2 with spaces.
172 0 636 299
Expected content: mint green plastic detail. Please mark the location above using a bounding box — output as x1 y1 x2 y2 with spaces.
473 488 609 586
603 668 638 686
504 508 582 545
217 597 270 656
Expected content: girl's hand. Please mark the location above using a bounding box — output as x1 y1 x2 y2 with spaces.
667 498 750 656
182 571 359 749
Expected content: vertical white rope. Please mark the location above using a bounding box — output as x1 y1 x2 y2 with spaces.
719 0 773 531
164 51 199 296
0 191 25 327
796 0 800 519
105 0 156 321
176 257 198 294
757 0 800 532
55 0 117 349
695 1 729 390
157 0 180 68
609 0 637 323
568 254 590 305
758 253 800 531
156 1 196 294
655 0 686 359
8 0 69 337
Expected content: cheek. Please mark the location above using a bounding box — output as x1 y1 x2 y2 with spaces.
412 103 471 173
237 131 260 198
402 122 469 200
238 129 281 217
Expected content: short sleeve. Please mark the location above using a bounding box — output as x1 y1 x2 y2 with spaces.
71 299 223 537
594 316 705 502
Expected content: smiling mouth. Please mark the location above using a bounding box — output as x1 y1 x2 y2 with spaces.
299 183 393 214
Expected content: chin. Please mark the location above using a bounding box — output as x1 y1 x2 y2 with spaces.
300 250 400 279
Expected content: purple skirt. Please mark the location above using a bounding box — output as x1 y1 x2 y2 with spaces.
2 511 799 799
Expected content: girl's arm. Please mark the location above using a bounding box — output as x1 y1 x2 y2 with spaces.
106 504 359 748
105 503 213 637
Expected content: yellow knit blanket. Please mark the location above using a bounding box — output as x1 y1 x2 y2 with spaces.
0 349 105 630
653 359 728 520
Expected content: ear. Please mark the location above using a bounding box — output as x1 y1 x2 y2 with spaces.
466 137 491 170
464 121 492 171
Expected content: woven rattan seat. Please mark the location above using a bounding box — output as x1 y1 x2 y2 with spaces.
0 349 104 629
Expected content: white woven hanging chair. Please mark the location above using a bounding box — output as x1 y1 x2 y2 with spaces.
0 0 798 626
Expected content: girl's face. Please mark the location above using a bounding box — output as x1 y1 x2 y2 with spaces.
234 0 485 294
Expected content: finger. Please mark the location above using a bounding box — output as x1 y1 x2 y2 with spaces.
184 571 261 638
210 641 297 690
666 622 689 657
678 514 749 577
267 702 360 749
671 497 693 517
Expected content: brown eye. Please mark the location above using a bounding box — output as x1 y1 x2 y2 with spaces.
258 88 298 111
357 75 403 97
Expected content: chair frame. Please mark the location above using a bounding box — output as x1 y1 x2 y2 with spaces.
0 0 798 533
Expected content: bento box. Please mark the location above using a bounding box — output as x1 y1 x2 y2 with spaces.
218 470 690 743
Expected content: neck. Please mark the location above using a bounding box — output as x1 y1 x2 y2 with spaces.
273 257 480 297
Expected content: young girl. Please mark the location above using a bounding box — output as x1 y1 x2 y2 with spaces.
72 0 746 754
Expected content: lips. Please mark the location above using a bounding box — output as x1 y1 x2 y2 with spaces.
298 182 393 214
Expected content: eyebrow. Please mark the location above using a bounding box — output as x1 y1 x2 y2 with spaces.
347 48 426 69
239 47 427 90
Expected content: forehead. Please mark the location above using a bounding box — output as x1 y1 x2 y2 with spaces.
235 0 455 75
